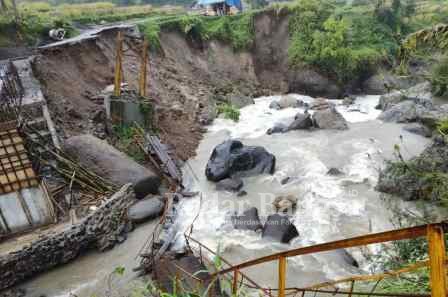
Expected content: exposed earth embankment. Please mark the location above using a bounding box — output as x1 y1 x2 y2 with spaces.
32 9 410 161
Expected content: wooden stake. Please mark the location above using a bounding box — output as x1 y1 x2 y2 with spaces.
427 224 447 297
114 31 123 97
139 39 149 97
278 256 286 297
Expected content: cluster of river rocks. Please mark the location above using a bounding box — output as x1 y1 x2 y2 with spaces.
374 82 448 200
204 82 448 245
205 139 300 244
267 96 349 134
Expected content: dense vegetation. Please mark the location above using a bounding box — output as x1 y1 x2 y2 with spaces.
138 12 254 50
286 0 448 83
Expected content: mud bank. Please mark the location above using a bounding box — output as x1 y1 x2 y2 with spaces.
0 185 135 290
32 10 384 162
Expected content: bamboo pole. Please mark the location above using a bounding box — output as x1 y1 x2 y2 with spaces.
139 39 149 97
278 256 286 297
114 31 123 97
427 224 447 297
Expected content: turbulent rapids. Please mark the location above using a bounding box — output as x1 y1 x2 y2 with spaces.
174 94 431 288
14 94 433 296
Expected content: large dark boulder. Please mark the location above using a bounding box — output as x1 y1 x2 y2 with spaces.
312 107 348 130
127 197 165 223
64 135 161 198
205 140 276 182
262 214 299 243
288 112 313 130
232 207 262 231
216 178 244 192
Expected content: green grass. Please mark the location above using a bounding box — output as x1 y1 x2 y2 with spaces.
0 2 181 46
139 13 255 51
112 124 146 163
217 103 240 122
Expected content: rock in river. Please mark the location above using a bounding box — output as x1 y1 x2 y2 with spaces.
273 195 298 213
127 196 165 223
377 100 420 123
288 111 313 130
64 134 161 198
205 140 276 182
403 123 432 138
216 177 244 192
266 123 288 135
312 107 348 130
269 95 307 110
232 207 262 231
262 214 299 243
327 167 344 176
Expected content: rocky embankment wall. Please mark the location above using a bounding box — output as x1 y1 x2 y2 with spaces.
0 184 135 290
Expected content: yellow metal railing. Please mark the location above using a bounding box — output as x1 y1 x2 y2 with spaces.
195 222 448 297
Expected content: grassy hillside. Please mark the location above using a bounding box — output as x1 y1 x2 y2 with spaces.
0 2 182 46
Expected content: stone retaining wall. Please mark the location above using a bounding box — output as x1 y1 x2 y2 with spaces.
0 184 135 290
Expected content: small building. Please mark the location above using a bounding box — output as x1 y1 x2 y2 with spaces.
197 0 242 15
0 59 56 239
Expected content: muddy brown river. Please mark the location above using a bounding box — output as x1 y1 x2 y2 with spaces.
20 94 432 296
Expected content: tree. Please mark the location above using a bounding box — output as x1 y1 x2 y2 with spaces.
403 0 416 18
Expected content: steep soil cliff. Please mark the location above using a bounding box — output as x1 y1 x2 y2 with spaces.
32 11 349 160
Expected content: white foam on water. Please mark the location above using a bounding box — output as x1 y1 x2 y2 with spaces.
176 93 418 287
335 95 383 123
210 94 382 139
209 94 314 139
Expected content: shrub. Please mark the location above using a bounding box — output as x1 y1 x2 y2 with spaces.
217 103 240 122
431 55 448 97
437 119 448 136
139 20 161 49
112 124 146 163
288 0 383 83
204 13 254 50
